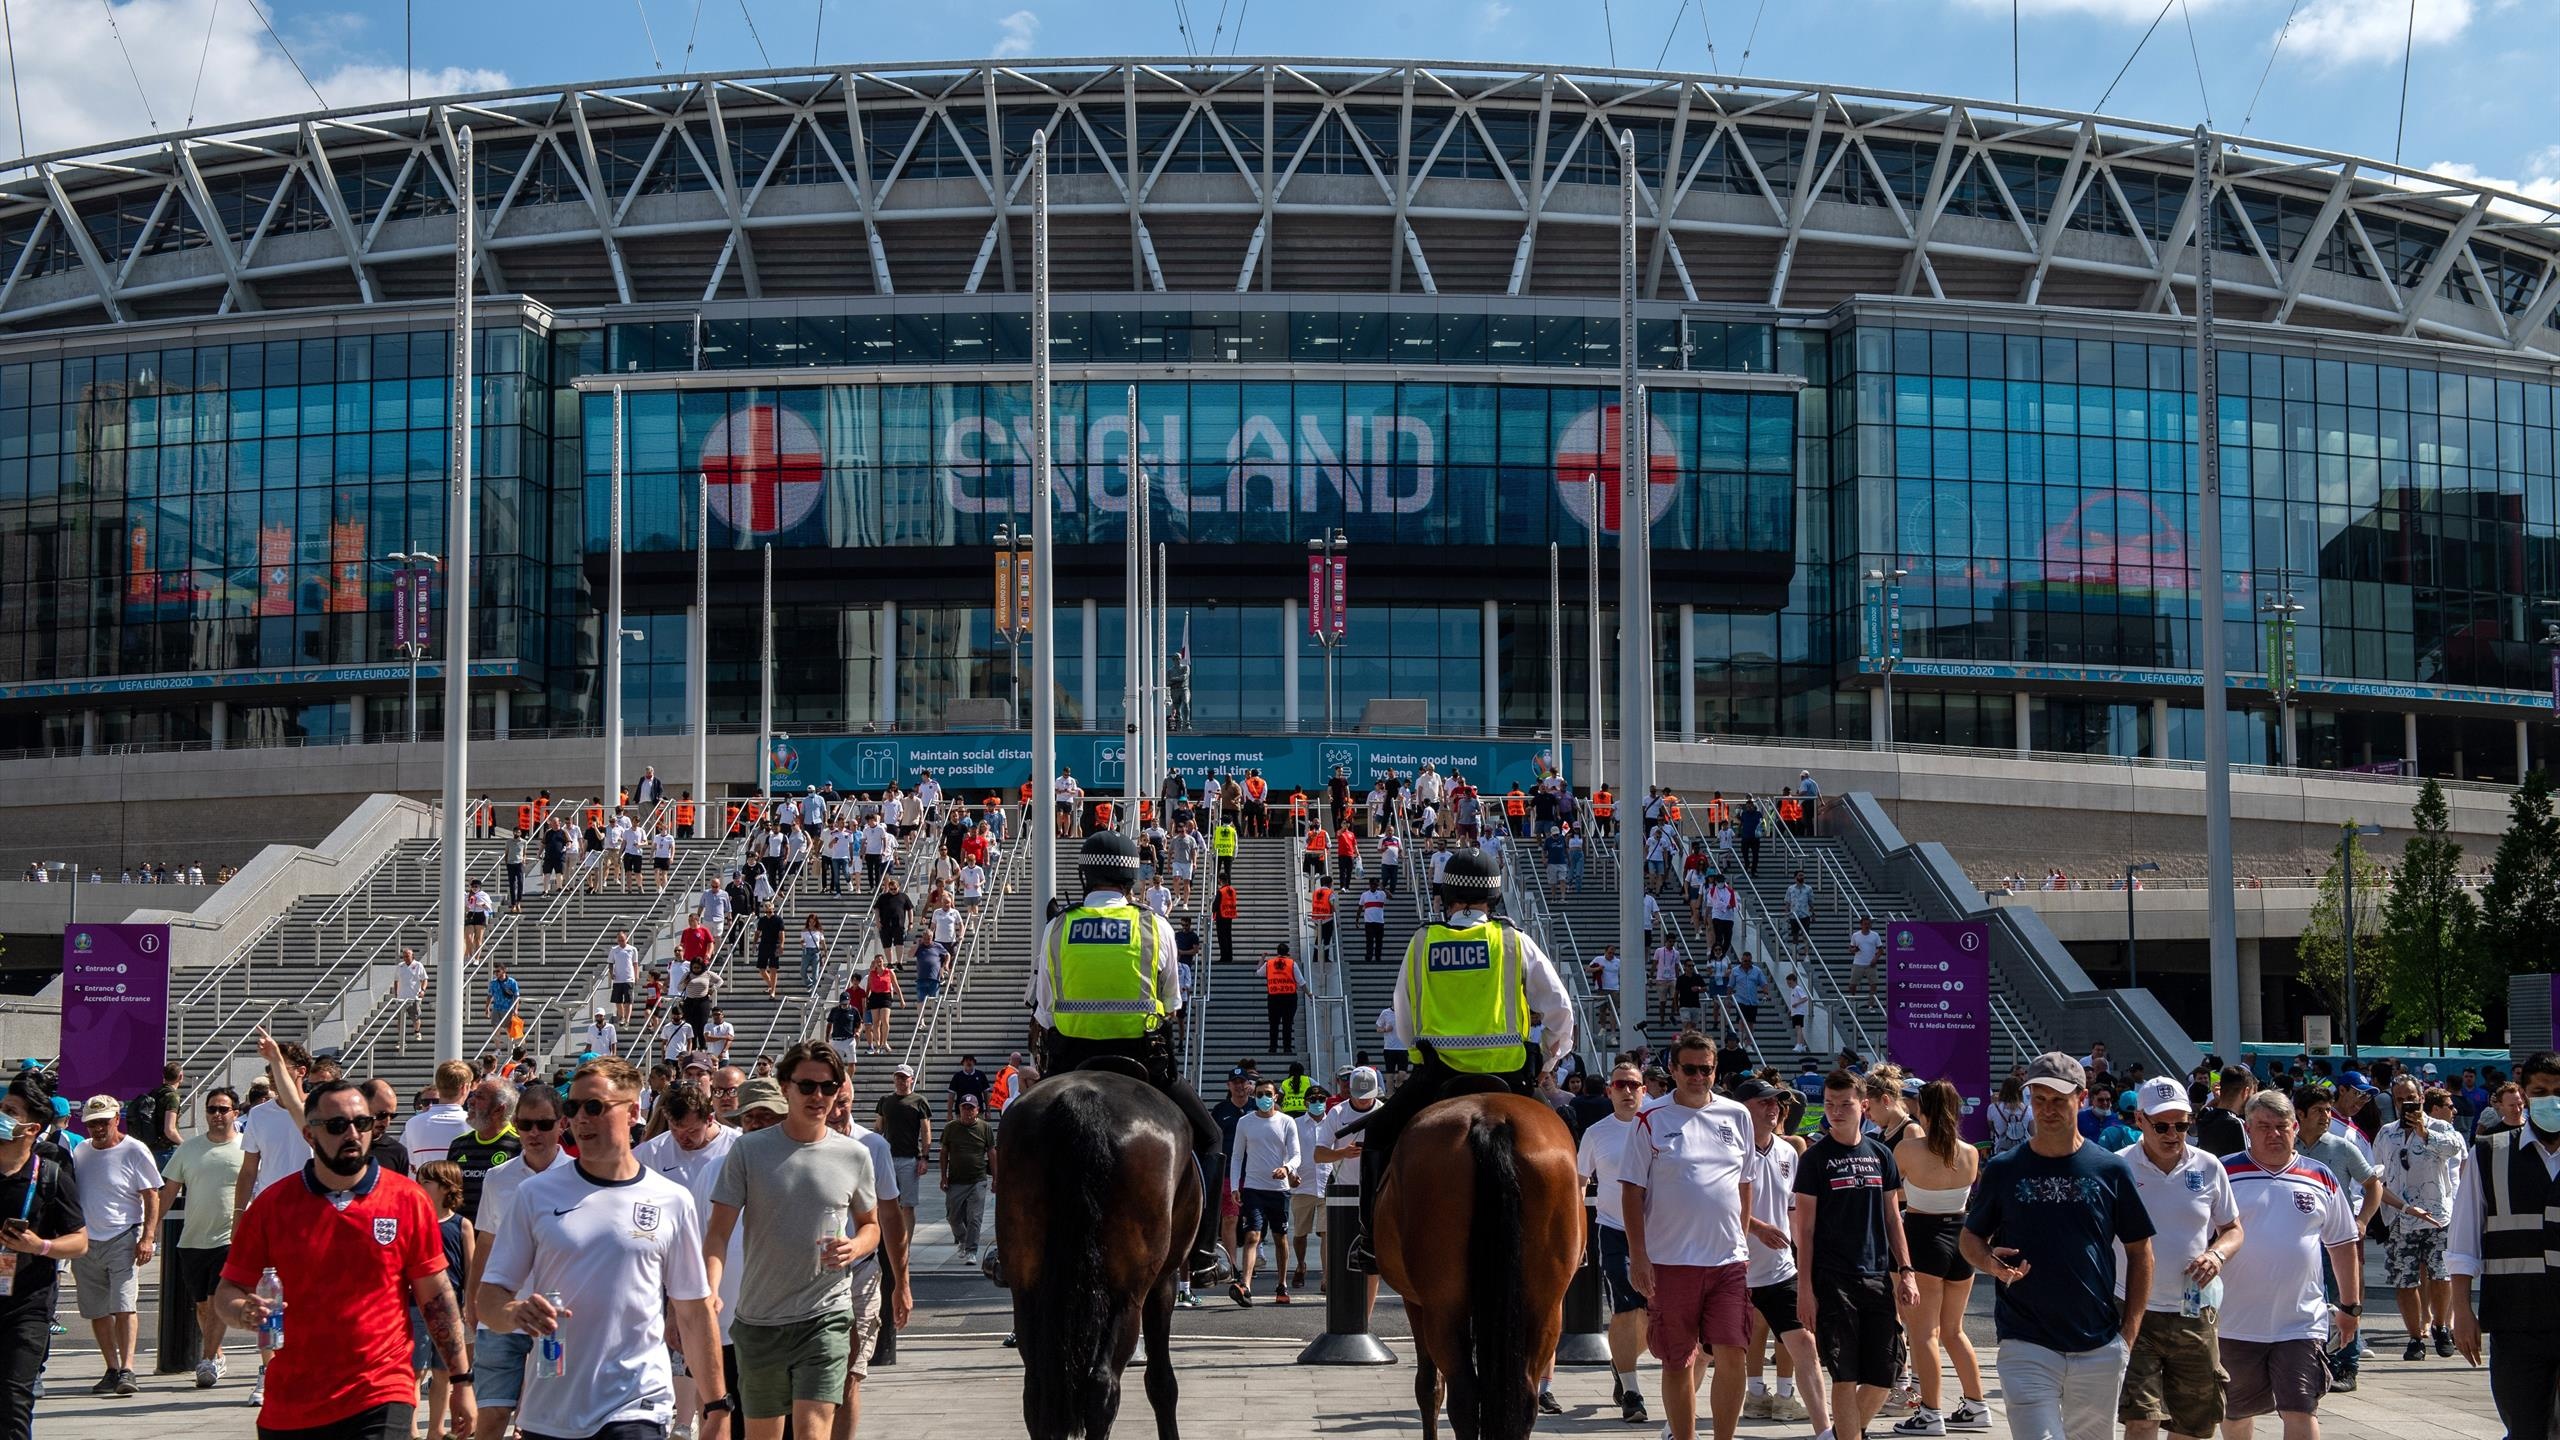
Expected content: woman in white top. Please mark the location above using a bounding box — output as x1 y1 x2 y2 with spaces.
1982 1074 2033 1153
1892 1080 1989 1431
800 914 827 993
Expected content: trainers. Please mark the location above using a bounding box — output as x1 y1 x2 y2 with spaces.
1619 1391 1649 1426
1744 1392 1772 1419
2404 1337 2425 1363
1537 1390 1564 1416
89 1374 120 1398
1946 1399 1993 1431
113 1368 136 1397
249 1379 265 1406
1892 1407 1946 1436
2435 1325 2455 1358
1273 1287 1292 1306
1883 1381 1919 1415
1771 1392 1809 1422
2329 1370 2359 1393
1228 1281 1253 1308
195 1360 218 1390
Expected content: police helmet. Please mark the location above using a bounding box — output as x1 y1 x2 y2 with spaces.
1077 830 1144 894
1435 847 1503 906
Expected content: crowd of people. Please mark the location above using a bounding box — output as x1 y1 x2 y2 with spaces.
18 860 231 885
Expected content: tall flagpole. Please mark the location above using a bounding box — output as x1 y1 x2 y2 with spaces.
1615 129 1651 1057
1030 130 1059 925
2195 122 2242 1064
605 384 625 810
690 468 708 832
759 543 773 810
1550 542 1565 785
435 126 476 1063
1125 385 1143 835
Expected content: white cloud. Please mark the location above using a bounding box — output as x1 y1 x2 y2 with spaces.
1948 0 2241 19
992 9 1040 59
1 0 506 160
1477 0 1515 30
2422 148 2560 217
2287 0 2475 67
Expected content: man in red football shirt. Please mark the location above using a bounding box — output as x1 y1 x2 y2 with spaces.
218 1079 475 1440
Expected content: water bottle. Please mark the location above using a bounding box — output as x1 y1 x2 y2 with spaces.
819 1207 847 1273
536 1290 567 1379
256 1268 285 1353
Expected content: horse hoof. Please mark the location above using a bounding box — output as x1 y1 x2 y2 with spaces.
980 1249 1004 1286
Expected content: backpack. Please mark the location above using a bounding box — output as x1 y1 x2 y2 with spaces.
126 1087 165 1141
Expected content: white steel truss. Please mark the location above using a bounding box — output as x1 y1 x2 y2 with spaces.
4 57 2559 357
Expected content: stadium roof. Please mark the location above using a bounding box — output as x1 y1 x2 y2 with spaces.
6 57 2559 356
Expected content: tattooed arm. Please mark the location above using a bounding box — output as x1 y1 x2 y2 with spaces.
413 1268 478 1434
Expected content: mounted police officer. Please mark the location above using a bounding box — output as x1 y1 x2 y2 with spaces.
1027 830 1231 1283
1344 846 1576 1274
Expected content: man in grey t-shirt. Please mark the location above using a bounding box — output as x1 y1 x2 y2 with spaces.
703 1041 881 1437
2297 1085 2382 1389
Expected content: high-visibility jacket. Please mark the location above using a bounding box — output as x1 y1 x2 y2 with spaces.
1046 901 1164 1041
1289 792 1309 820
1707 797 1732 826
1665 797 1684 822
1139 799 1154 824
1213 825 1238 857
1094 800 1115 828
1310 887 1335 920
586 805 605 829
676 800 696 830
1261 955 1300 995
990 1066 1020 1112
516 803 535 833
1305 829 1328 857
1278 1074 1314 1115
1591 791 1614 819
1244 776 1268 803
1216 886 1239 920
1777 796 1803 823
1505 790 1527 817
725 804 744 834
1020 782 1034 806
1401 920 1530 1074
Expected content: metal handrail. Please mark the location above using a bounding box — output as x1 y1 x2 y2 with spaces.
1697 807 1879 1059
898 804 1025 1076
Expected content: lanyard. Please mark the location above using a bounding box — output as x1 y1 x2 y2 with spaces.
12 1155 37 1223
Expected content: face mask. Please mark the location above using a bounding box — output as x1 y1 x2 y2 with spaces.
1254 1096 1276 1113
2529 1095 2560 1135
0 1111 17 1143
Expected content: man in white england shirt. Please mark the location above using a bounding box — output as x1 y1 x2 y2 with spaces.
463 1084 565 1440
393 948 429 1044
403 1061 476 1166
2215 1090 2362 1440
608 931 641 1023
1734 1076 1824 1430
636 1077 744 1439
1575 1060 1655 1426
2115 1076 2244 1440
1622 1032 1788 1440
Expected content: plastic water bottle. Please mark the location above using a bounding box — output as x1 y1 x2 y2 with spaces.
537 1291 567 1379
256 1268 285 1352
819 1207 847 1272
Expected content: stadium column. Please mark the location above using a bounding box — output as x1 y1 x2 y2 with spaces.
2151 698 2170 757
1677 604 1696 741
2014 693 2031 758
1081 601 1098 723
1482 600 1499 738
494 692 509 740
81 711 96 755
209 702 227 750
878 601 899 728
349 699 364 740
2237 938 2264 1039
2404 713 2419 772
2520 719 2532 782
1283 600 1300 730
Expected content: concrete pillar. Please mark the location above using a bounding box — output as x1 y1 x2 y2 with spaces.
1481 599 1500 738
2237 937 2264 1044
493 689 510 740
2405 712 2420 772
2521 718 2533 781
877 599 898 728
2150 697 2170 758
81 709 97 754
1677 602 1697 741
1282 598 1300 730
1867 686 1887 745
347 696 365 740
209 701 228 750
1080 599 1098 727
2013 692 2031 758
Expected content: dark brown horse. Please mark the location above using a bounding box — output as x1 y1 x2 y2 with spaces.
994 1062 1202 1440
1375 1089 1584 1440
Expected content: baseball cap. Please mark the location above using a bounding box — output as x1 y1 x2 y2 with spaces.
2339 1069 2372 1091
893 1063 916 1079
1729 1077 1780 1104
2022 1051 2087 1095
2136 1077 2192 1116
81 1094 120 1123
2420 1062 2439 1077
1228 1065 1252 1081
733 1076 789 1117
1344 1066 1381 1099
2117 1090 2139 1113
956 1092 981 1109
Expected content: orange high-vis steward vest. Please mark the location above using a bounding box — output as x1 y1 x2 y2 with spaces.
1290 792 1308 819
1262 956 1300 995
1311 888 1335 919
1020 781 1034 806
1217 886 1239 920
516 803 535 832
1095 800 1115 828
677 800 697 830
1140 799 1154 823
1505 791 1526 817
1306 828 1327 855
1778 796 1803 823
1592 791 1614 818
1665 797 1684 822
1245 776 1268 802
1708 797 1731 825
1336 829 1356 858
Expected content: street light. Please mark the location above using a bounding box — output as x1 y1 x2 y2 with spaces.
1307 529 1348 733
1865 567 1909 751
2260 579 2304 768
384 551 442 745
2122 861 2160 987
2340 821 2383 1063
993 522 1028 729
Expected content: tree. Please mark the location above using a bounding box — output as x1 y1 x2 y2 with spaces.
2295 829 2387 1048
2481 768 2560 975
2377 779 2487 1047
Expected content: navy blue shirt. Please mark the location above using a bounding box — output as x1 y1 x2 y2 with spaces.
1963 1139 2155 1354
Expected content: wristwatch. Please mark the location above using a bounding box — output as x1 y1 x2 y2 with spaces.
1893 1265 1915 1274
449 1373 474 1386
700 1396 737 1415
2339 1304 2362 1317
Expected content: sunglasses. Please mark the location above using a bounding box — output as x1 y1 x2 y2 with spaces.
316 1115 377 1136
562 1098 626 1119
1676 1063 1716 1080
790 1078 844 1096
2149 1121 2192 1134
519 1117 560 1133
204 1106 236 1116
1607 1079 1642 1091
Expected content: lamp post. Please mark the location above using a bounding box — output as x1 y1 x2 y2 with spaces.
2340 821 2382 1062
385 551 441 745
2122 861 2160 987
1865 567 1909 750
2260 580 2303 768
993 522 1027 728
1307 529 1348 733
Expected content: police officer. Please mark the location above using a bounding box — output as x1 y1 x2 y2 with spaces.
1344 847 1576 1273
1277 1062 1315 1118
1027 830 1231 1283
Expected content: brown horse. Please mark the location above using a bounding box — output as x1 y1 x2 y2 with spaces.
1375 1088 1584 1440
994 1063 1202 1440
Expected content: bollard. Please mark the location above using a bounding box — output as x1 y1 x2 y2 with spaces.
1553 1190 1611 1366
154 1210 197 1374
1295 1182 1395 1365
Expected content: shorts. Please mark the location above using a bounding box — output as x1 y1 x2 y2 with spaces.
847 1262 884 1382
2120 1309 2227 1436
2384 1219 2451 1286
1596 1225 1647 1313
71 1225 139 1318
2220 1336 2329 1418
1236 1186 1290 1238
473 1327 534 1410
173 1244 231 1307
732 1310 853 1418
1902 1211 1974 1283
1747 1280 1802 1336
1291 1193 1324 1237
623 853 642 873
1645 1260 1751 1366
259 1402 416 1440
1220 1179 1241 1219
1811 1270 1902 1388
893 1156 921 1200
867 994 893 1012
611 982 635 1004
465 912 488 928
655 856 672 872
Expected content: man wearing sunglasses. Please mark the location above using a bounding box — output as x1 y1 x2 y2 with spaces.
220 1078 476 1440
478 1057 726 1440
702 1042 879 1440
1571 1060 1655 1426
2115 1076 2243 1440
159 1086 246 1390
464 1084 564 1440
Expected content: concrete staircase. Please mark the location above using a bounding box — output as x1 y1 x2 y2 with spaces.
1189 834 1305 1089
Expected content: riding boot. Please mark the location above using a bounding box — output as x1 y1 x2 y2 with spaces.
1154 1071 1235 1285
1341 1057 1443 1274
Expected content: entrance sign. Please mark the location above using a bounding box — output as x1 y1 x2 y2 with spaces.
59 923 172 1103
776 733 1566 797
1885 920 1990 1142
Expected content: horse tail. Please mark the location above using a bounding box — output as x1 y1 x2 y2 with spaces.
1465 1111 1535 1440
1019 1088 1124 1440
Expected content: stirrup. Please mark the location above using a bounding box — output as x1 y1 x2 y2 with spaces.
1188 1249 1233 1286
1344 1237 1378 1275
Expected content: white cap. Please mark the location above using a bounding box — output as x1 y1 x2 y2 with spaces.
1344 1066 1381 1099
2136 1076 2192 1117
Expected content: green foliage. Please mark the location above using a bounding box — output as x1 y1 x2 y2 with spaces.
2295 831 2387 1045
2481 768 2560 976
2376 780 2487 1046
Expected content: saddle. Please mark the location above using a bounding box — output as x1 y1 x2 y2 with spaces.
1071 1054 1152 1083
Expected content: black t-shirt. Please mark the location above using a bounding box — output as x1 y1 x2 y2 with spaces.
1793 1134 1904 1278
947 1069 992 1107
1676 971 1707 1008
874 1093 932 1159
828 1003 861 1040
373 1134 413 1177
874 892 913 934
0 1148 85 1299
757 914 786 953
1175 929 1202 965
2193 1106 2246 1159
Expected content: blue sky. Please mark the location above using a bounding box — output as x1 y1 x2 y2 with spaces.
9 0 2554 201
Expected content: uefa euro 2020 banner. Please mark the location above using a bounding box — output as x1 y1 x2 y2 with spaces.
58 923 172 1104
770 732 1566 798
1885 920 1990 1142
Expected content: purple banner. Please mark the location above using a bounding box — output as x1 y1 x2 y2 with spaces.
58 923 171 1105
1886 920 1991 1142
2550 649 2558 718
393 571 412 649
